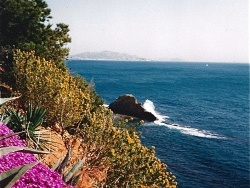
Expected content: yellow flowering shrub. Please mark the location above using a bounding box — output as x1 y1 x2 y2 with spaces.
79 110 177 187
13 50 91 128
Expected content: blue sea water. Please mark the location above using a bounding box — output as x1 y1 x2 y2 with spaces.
67 60 249 188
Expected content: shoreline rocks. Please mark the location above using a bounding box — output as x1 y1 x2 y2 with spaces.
109 94 157 122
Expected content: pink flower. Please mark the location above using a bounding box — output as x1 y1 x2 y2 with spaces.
0 122 74 188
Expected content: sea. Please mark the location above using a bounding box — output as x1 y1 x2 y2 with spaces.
67 60 249 188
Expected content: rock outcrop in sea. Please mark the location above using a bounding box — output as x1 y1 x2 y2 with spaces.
109 94 157 122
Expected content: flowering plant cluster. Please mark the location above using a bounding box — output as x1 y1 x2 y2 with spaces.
0 122 73 188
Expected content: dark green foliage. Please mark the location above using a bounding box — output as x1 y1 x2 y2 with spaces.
26 103 47 130
3 108 25 133
0 0 71 96
0 47 15 88
0 0 71 69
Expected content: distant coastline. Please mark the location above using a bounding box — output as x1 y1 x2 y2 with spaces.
69 50 150 61
69 51 248 64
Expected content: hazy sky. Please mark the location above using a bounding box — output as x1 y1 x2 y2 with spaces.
46 0 248 62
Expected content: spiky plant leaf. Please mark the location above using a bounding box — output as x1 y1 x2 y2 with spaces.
4 108 24 129
3 104 50 150
0 97 19 106
30 129 59 149
0 161 39 188
26 103 47 129
51 157 62 171
55 148 71 174
64 158 85 183
0 146 50 157
69 173 81 186
0 131 25 141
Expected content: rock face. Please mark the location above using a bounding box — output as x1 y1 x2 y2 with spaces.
109 94 157 122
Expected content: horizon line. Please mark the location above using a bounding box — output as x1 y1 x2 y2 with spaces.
67 58 249 64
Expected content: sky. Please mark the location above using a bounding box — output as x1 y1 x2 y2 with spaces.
46 0 248 62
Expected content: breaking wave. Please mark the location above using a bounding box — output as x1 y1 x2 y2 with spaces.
103 104 109 108
142 99 168 122
143 99 226 139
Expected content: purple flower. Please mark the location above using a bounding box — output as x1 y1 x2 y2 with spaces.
0 122 26 147
0 122 74 188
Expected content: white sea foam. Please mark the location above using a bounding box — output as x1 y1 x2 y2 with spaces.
103 104 109 108
143 99 226 139
142 99 168 122
156 121 226 139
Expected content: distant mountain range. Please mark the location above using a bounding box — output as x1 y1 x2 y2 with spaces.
70 51 149 61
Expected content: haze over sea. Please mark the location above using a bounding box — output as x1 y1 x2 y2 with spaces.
67 60 249 188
